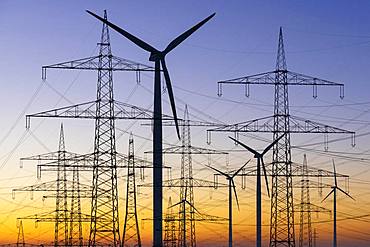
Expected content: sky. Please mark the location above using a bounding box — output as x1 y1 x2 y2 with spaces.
0 0 370 246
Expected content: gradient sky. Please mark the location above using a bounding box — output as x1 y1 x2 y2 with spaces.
0 1 370 246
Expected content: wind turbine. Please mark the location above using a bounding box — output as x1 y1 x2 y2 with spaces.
229 134 285 247
207 160 250 247
86 10 215 246
170 184 200 247
322 160 354 247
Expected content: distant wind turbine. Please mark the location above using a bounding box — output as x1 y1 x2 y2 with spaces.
170 184 200 247
229 133 285 247
207 160 250 247
322 160 354 247
86 10 215 246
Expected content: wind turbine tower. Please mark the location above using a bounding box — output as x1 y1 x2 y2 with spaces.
87 11 216 246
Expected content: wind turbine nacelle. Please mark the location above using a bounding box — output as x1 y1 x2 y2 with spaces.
149 52 163 62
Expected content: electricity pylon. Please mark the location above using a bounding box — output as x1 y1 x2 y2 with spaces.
208 27 354 247
16 220 25 247
297 155 330 247
122 134 141 247
25 10 158 246
142 106 228 247
206 161 249 247
14 124 87 246
55 123 68 246
322 160 355 247
164 197 177 247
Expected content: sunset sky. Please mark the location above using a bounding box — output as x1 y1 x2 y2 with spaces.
0 1 370 246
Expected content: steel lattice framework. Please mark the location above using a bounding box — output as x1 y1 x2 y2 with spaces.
164 197 177 247
14 125 86 246
88 11 121 246
178 106 196 247
16 220 25 247
55 124 68 246
122 134 141 247
24 11 157 246
209 28 354 247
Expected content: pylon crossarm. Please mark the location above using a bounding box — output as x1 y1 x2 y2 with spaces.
285 70 343 86
292 180 332 189
114 100 175 120
116 152 172 169
289 115 354 134
20 151 82 161
291 162 350 179
26 100 175 129
293 203 331 214
26 101 95 128
42 55 154 80
157 119 218 127
146 145 228 154
13 180 95 193
228 161 349 179
18 211 92 223
207 115 354 134
217 70 344 98
42 189 110 199
138 178 228 188
194 212 228 222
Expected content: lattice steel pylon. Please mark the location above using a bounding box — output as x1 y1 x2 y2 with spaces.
25 10 156 246
210 28 354 247
88 10 120 246
178 106 196 247
14 124 86 246
299 154 312 247
295 156 331 247
70 161 83 246
17 220 25 247
55 123 69 246
164 197 177 247
271 27 296 247
122 134 141 247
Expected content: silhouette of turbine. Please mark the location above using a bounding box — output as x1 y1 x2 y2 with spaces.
322 160 354 247
229 134 285 247
87 10 215 246
207 160 250 247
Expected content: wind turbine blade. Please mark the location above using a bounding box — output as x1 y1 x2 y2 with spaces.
169 200 183 209
161 58 180 139
232 160 250 178
337 187 355 201
86 10 157 53
332 159 338 187
228 136 260 157
262 133 285 155
321 189 334 203
261 157 270 198
231 179 240 211
163 13 216 54
206 165 229 178
185 200 201 214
